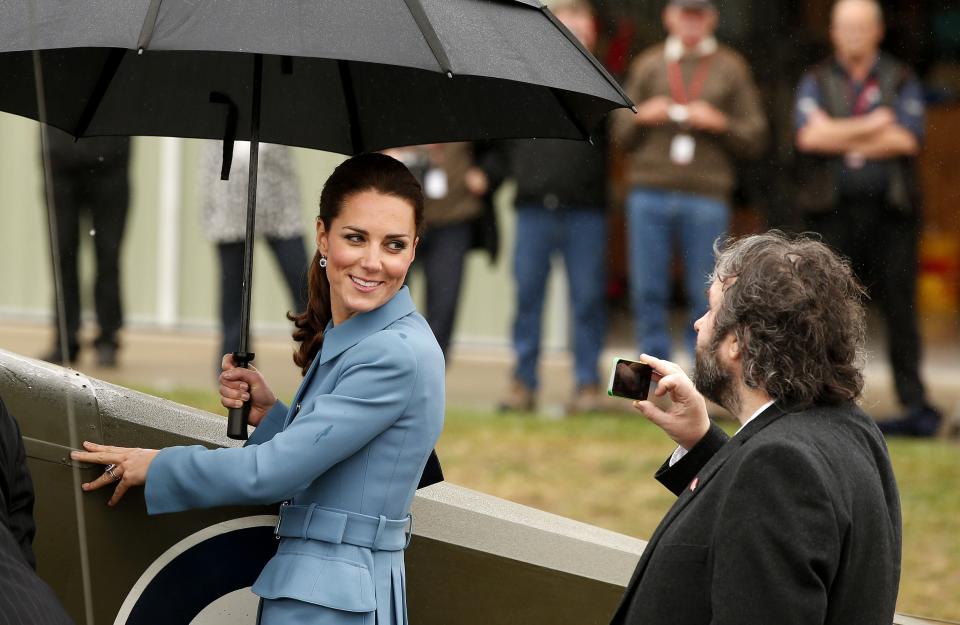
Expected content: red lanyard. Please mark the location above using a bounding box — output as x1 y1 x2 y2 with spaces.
666 55 714 104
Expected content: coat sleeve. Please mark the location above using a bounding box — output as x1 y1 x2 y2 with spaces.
654 423 728 496
245 401 288 446
708 442 842 625
145 333 419 514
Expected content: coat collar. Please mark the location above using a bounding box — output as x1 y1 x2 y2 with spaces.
664 35 718 61
677 401 786 496
316 286 416 365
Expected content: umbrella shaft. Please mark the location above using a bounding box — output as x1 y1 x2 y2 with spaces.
237 53 263 354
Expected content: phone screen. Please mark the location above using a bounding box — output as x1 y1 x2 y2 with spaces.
608 358 653 400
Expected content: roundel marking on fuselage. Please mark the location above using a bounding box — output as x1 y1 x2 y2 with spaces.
115 515 279 625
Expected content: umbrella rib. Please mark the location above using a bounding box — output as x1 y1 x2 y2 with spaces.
401 0 454 78
136 0 165 51
337 60 365 154
137 0 164 51
73 48 126 138
539 6 636 112
550 87 592 143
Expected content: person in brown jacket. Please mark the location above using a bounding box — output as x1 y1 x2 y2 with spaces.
385 143 501 358
611 0 767 363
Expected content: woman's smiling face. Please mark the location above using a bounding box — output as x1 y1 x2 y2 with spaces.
316 189 418 325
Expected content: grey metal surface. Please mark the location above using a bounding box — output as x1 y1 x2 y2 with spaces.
413 482 645 586
91 376 247 450
895 616 960 625
0 349 102 450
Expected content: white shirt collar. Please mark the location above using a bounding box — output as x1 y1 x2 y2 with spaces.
733 399 776 437
664 35 718 61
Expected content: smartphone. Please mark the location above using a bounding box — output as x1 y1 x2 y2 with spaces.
607 358 653 401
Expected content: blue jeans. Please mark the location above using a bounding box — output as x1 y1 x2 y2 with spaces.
512 205 607 389
626 187 729 360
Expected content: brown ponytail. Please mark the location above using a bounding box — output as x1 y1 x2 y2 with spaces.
288 249 333 375
287 153 424 376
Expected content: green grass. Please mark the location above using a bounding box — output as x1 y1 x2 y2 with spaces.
141 386 960 622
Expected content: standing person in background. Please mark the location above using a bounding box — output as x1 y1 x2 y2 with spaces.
40 130 131 368
611 0 767 363
794 0 941 437
498 0 610 415
0 396 74 624
201 141 309 370
384 142 504 358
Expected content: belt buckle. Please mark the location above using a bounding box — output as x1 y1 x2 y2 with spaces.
274 501 289 541
403 514 414 550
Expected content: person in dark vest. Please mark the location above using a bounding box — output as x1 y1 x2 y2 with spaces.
609 232 901 625
497 0 611 415
39 129 131 368
0 396 74 624
794 0 942 437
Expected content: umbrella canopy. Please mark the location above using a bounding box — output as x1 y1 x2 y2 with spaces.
0 0 632 153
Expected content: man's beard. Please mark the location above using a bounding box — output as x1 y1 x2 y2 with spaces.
692 338 740 415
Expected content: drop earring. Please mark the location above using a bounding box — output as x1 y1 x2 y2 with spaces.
318 255 328 269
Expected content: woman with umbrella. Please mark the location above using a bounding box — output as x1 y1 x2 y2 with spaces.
71 153 446 625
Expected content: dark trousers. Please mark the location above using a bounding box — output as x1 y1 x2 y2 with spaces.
806 198 927 408
49 164 130 353
412 221 473 357
217 237 309 360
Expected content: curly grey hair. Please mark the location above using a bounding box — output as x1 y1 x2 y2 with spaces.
710 231 867 408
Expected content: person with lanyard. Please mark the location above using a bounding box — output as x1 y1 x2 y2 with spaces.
794 0 941 437
611 0 767 364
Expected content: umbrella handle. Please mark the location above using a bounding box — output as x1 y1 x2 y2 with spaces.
227 351 255 440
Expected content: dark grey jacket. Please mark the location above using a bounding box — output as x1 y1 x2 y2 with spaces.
611 402 901 625
0 397 75 624
509 133 608 211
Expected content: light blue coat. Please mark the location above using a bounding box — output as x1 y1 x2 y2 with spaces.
145 287 445 625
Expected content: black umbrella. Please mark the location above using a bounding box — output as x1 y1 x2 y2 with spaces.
1 0 633 439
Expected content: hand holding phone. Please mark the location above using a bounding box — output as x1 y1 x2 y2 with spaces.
607 358 653 401
628 354 711 451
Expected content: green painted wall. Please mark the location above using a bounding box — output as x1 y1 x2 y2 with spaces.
0 112 570 351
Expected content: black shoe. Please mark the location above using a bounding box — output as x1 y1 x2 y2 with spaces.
877 404 942 437
39 345 79 365
95 343 118 368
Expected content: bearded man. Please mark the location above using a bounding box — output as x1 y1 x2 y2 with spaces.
609 231 901 625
